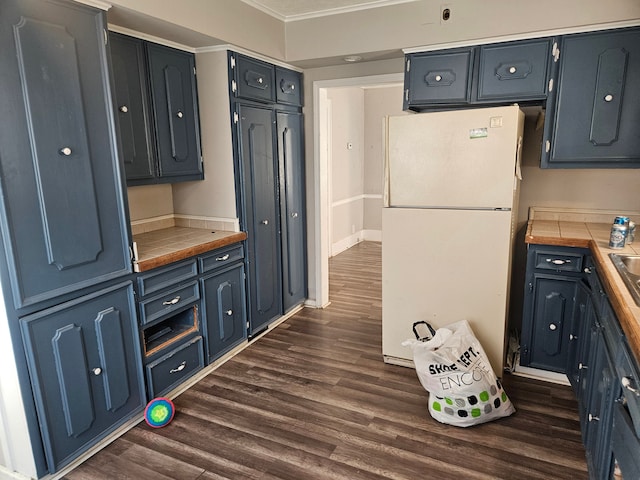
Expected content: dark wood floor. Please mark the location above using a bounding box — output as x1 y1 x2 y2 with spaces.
63 241 588 480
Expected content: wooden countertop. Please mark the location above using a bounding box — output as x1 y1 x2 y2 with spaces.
526 215 640 364
132 227 246 272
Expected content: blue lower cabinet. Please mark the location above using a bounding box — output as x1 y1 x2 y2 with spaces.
145 336 204 398
19 282 145 473
201 263 247 363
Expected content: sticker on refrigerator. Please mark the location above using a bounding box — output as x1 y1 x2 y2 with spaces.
469 128 488 139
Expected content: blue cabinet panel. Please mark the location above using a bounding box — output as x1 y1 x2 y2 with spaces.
20 282 145 473
0 1 131 310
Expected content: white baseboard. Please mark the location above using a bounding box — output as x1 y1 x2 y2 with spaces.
331 229 381 256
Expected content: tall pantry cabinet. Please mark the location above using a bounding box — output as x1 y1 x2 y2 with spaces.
228 52 307 336
0 0 145 476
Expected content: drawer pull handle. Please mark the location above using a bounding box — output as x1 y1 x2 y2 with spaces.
119 105 128 113
226 309 233 316
92 367 102 376
508 66 517 74
621 377 640 396
549 324 557 331
216 254 230 261
59 147 72 156
163 296 181 306
588 413 599 422
579 363 588 370
261 220 269 225
583 267 592 274
569 334 578 341
546 258 570 265
170 361 187 374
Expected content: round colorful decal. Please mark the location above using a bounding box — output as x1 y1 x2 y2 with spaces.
144 397 175 428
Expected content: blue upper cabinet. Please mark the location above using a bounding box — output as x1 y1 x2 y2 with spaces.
542 27 640 168
404 37 554 110
476 38 553 102
404 47 474 108
0 0 132 310
109 33 203 185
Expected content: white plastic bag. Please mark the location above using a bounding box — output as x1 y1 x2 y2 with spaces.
403 319 515 427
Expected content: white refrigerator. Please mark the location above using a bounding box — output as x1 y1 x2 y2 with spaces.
382 105 524 375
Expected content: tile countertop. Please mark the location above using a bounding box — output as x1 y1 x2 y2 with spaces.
132 227 247 273
525 207 640 364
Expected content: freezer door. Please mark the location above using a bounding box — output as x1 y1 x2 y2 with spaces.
386 105 523 209
382 208 514 374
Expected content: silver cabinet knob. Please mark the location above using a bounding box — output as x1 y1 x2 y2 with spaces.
59 147 72 156
509 66 517 74
92 367 102 376
549 324 557 331
291 84 295 90
257 77 263 84
176 111 183 118
435 75 442 82
226 310 233 316
119 105 128 113
216 254 230 262
261 220 269 225
579 363 588 370
291 212 298 218
604 94 614 102
588 413 600 422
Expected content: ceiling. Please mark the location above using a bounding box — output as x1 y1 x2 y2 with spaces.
240 0 416 21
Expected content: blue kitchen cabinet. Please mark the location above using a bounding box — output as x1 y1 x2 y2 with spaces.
229 51 307 336
404 37 554 110
404 48 474 108
0 1 146 475
109 32 156 183
20 282 145 473
146 42 203 182
235 103 283 334
0 0 132 311
200 257 247 362
520 245 588 373
277 111 307 313
476 38 553 102
542 27 640 168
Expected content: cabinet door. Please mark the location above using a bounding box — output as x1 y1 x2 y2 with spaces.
20 282 145 473
0 0 131 309
277 111 307 312
147 43 203 179
275 67 302 106
476 38 552 102
404 48 474 108
543 28 640 168
237 104 282 335
566 281 591 390
109 32 155 182
521 274 578 372
201 263 247 362
232 53 276 103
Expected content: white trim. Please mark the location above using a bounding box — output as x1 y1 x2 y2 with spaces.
404 19 640 54
196 44 303 72
313 73 403 308
73 0 111 10
107 25 197 53
332 193 382 208
239 0 416 22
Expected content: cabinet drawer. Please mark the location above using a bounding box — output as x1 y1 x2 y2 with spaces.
275 67 302 106
137 259 197 297
405 48 474 106
533 250 584 272
477 39 552 101
233 53 275 103
139 280 200 326
198 244 244 273
616 342 640 438
612 402 640 479
145 336 204 398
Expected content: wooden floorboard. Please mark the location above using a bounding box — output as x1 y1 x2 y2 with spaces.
63 241 588 480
